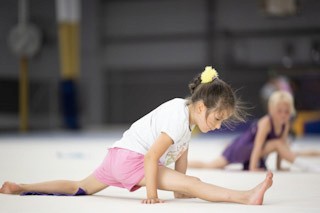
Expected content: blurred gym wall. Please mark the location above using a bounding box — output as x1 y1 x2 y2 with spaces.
0 0 319 131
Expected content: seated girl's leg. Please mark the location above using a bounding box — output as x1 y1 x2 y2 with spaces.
0 174 108 195
188 156 229 169
262 140 296 163
138 166 273 205
294 150 320 157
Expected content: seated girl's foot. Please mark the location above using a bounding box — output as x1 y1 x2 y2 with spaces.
248 171 273 205
0 182 23 195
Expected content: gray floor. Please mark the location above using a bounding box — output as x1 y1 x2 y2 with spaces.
1 132 320 213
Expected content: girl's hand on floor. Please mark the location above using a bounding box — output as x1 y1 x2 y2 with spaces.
141 198 164 204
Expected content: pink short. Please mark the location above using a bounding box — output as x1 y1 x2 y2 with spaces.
93 147 145 192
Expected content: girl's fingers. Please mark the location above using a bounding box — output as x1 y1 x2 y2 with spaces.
141 198 164 204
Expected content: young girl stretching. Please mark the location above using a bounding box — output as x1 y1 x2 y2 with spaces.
0 66 273 205
189 90 320 172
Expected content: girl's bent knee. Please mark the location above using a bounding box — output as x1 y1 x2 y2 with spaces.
184 176 202 195
188 176 201 184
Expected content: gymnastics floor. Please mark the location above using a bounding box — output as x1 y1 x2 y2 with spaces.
0 130 320 213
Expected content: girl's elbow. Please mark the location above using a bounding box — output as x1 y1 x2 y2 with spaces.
144 154 151 162
144 153 158 163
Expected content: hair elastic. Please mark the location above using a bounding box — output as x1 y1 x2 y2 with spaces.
201 66 219 83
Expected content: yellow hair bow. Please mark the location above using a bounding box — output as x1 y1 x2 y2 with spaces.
201 66 219 83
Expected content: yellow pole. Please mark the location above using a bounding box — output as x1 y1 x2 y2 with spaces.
70 23 80 79
19 56 28 132
58 23 80 79
56 0 81 129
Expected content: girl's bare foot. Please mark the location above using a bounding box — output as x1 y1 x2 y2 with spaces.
0 182 23 195
248 171 273 205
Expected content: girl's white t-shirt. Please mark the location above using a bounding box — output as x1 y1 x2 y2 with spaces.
112 98 192 166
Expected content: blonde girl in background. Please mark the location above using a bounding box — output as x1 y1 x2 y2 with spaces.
189 90 320 172
1 66 273 205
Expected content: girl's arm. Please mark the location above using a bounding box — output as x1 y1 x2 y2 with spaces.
249 117 270 171
276 121 291 170
143 132 173 204
173 149 194 198
175 148 188 174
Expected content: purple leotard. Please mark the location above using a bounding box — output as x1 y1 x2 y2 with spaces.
222 115 285 170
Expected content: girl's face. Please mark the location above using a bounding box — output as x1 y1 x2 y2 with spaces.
197 107 231 133
270 101 291 125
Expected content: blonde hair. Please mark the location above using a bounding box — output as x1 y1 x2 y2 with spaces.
268 90 296 115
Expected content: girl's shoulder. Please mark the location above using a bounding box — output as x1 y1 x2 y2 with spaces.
257 115 272 131
156 98 189 123
159 98 186 110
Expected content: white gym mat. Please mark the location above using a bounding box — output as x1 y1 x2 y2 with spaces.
0 132 319 213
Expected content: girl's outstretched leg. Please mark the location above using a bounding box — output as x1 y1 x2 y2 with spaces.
295 150 320 157
139 166 273 205
0 174 108 195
